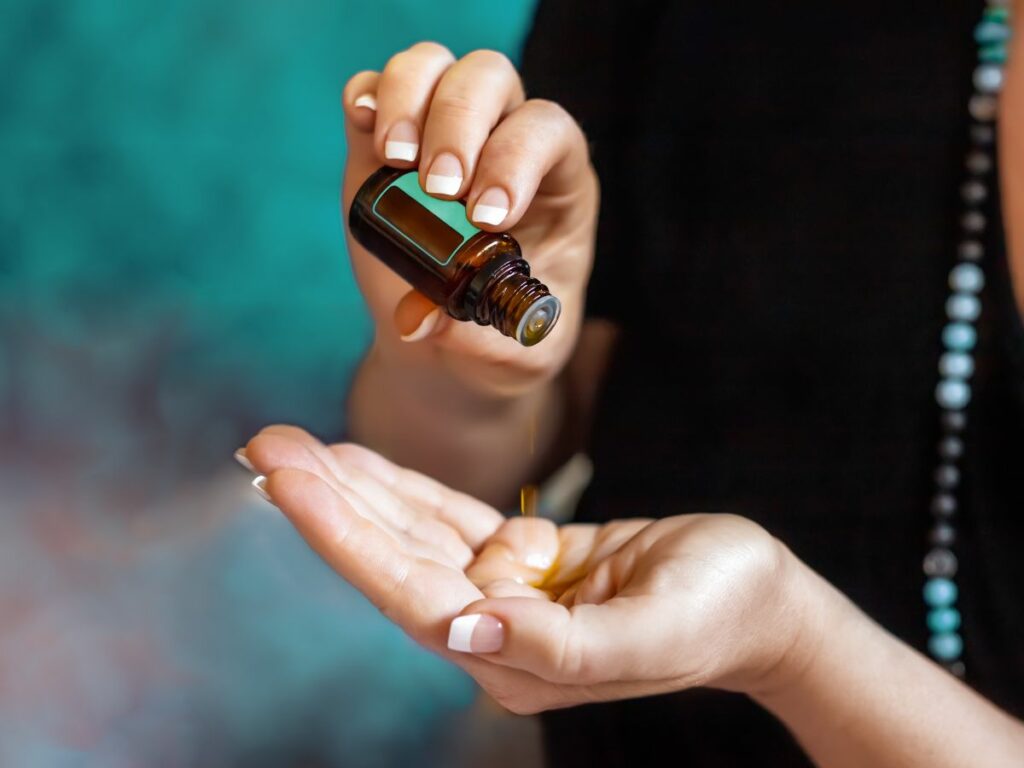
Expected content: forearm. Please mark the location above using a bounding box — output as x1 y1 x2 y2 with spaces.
753 560 1024 768
348 341 566 508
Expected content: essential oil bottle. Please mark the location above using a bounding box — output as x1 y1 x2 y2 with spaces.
348 167 561 346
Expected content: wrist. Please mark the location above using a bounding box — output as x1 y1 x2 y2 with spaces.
747 552 868 712
740 544 837 702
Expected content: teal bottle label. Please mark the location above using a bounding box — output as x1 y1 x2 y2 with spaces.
372 171 480 266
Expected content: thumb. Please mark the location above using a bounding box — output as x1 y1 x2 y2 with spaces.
446 594 671 686
395 289 442 342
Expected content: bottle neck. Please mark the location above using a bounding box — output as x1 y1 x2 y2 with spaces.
475 262 561 346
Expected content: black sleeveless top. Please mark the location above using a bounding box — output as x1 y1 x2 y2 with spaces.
520 2 1024 765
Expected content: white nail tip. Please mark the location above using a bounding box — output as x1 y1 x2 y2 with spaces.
234 449 255 472
448 614 482 652
385 141 418 161
472 204 508 226
400 308 440 343
353 94 377 111
252 475 271 502
425 174 462 196
525 552 554 570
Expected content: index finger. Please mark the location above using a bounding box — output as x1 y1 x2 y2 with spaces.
329 442 505 551
265 467 483 647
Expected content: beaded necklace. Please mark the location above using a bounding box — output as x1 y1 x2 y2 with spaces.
922 0 1013 677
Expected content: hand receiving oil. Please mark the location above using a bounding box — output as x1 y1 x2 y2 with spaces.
242 427 822 714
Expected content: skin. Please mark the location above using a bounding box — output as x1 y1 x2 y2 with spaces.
241 428 1024 767
264 17 1024 766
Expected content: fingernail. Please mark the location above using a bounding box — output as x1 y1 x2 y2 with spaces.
252 475 271 502
234 448 255 472
400 307 441 343
385 120 418 161
354 94 377 111
425 152 463 196
448 614 504 654
471 188 510 226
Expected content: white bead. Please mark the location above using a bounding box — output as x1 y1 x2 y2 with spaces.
949 263 984 293
946 293 981 322
974 64 1005 94
939 352 975 379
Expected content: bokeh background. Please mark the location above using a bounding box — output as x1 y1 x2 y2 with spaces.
0 2 542 765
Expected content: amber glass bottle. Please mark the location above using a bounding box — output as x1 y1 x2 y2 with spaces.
349 167 561 346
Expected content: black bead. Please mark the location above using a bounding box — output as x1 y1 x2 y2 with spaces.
948 661 966 678
931 494 957 518
971 124 995 145
961 211 986 234
923 548 959 577
965 150 993 175
960 181 987 206
939 436 965 460
958 240 984 262
941 410 968 433
930 523 957 546
935 464 961 489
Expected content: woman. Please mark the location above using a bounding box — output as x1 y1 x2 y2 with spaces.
240 1 1024 765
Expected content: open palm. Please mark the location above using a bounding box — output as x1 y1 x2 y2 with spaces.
244 426 800 713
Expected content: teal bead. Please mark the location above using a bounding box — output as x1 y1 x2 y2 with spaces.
979 44 1008 63
946 293 981 323
927 608 962 634
949 263 984 293
983 7 1010 24
928 632 963 661
975 20 1011 45
939 352 974 379
924 577 958 607
942 322 977 352
935 379 971 410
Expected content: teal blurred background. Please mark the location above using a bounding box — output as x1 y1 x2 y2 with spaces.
0 2 539 765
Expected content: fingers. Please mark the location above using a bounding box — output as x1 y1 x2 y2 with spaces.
247 427 475 568
465 99 589 231
466 516 560 589
264 467 481 640
246 427 405 536
329 442 504 551
481 578 551 601
394 289 441 341
374 42 456 166
418 49 524 200
446 593 668 686
341 44 587 235
341 70 381 135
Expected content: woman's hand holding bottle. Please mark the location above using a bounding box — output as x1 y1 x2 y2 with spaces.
341 42 598 396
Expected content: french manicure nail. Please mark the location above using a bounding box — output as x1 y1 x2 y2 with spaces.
400 307 441 343
252 475 271 502
448 614 504 653
425 152 463 196
385 120 419 161
234 448 255 472
471 187 510 226
354 94 377 111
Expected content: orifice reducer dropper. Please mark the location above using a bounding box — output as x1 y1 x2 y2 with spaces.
349 167 561 346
